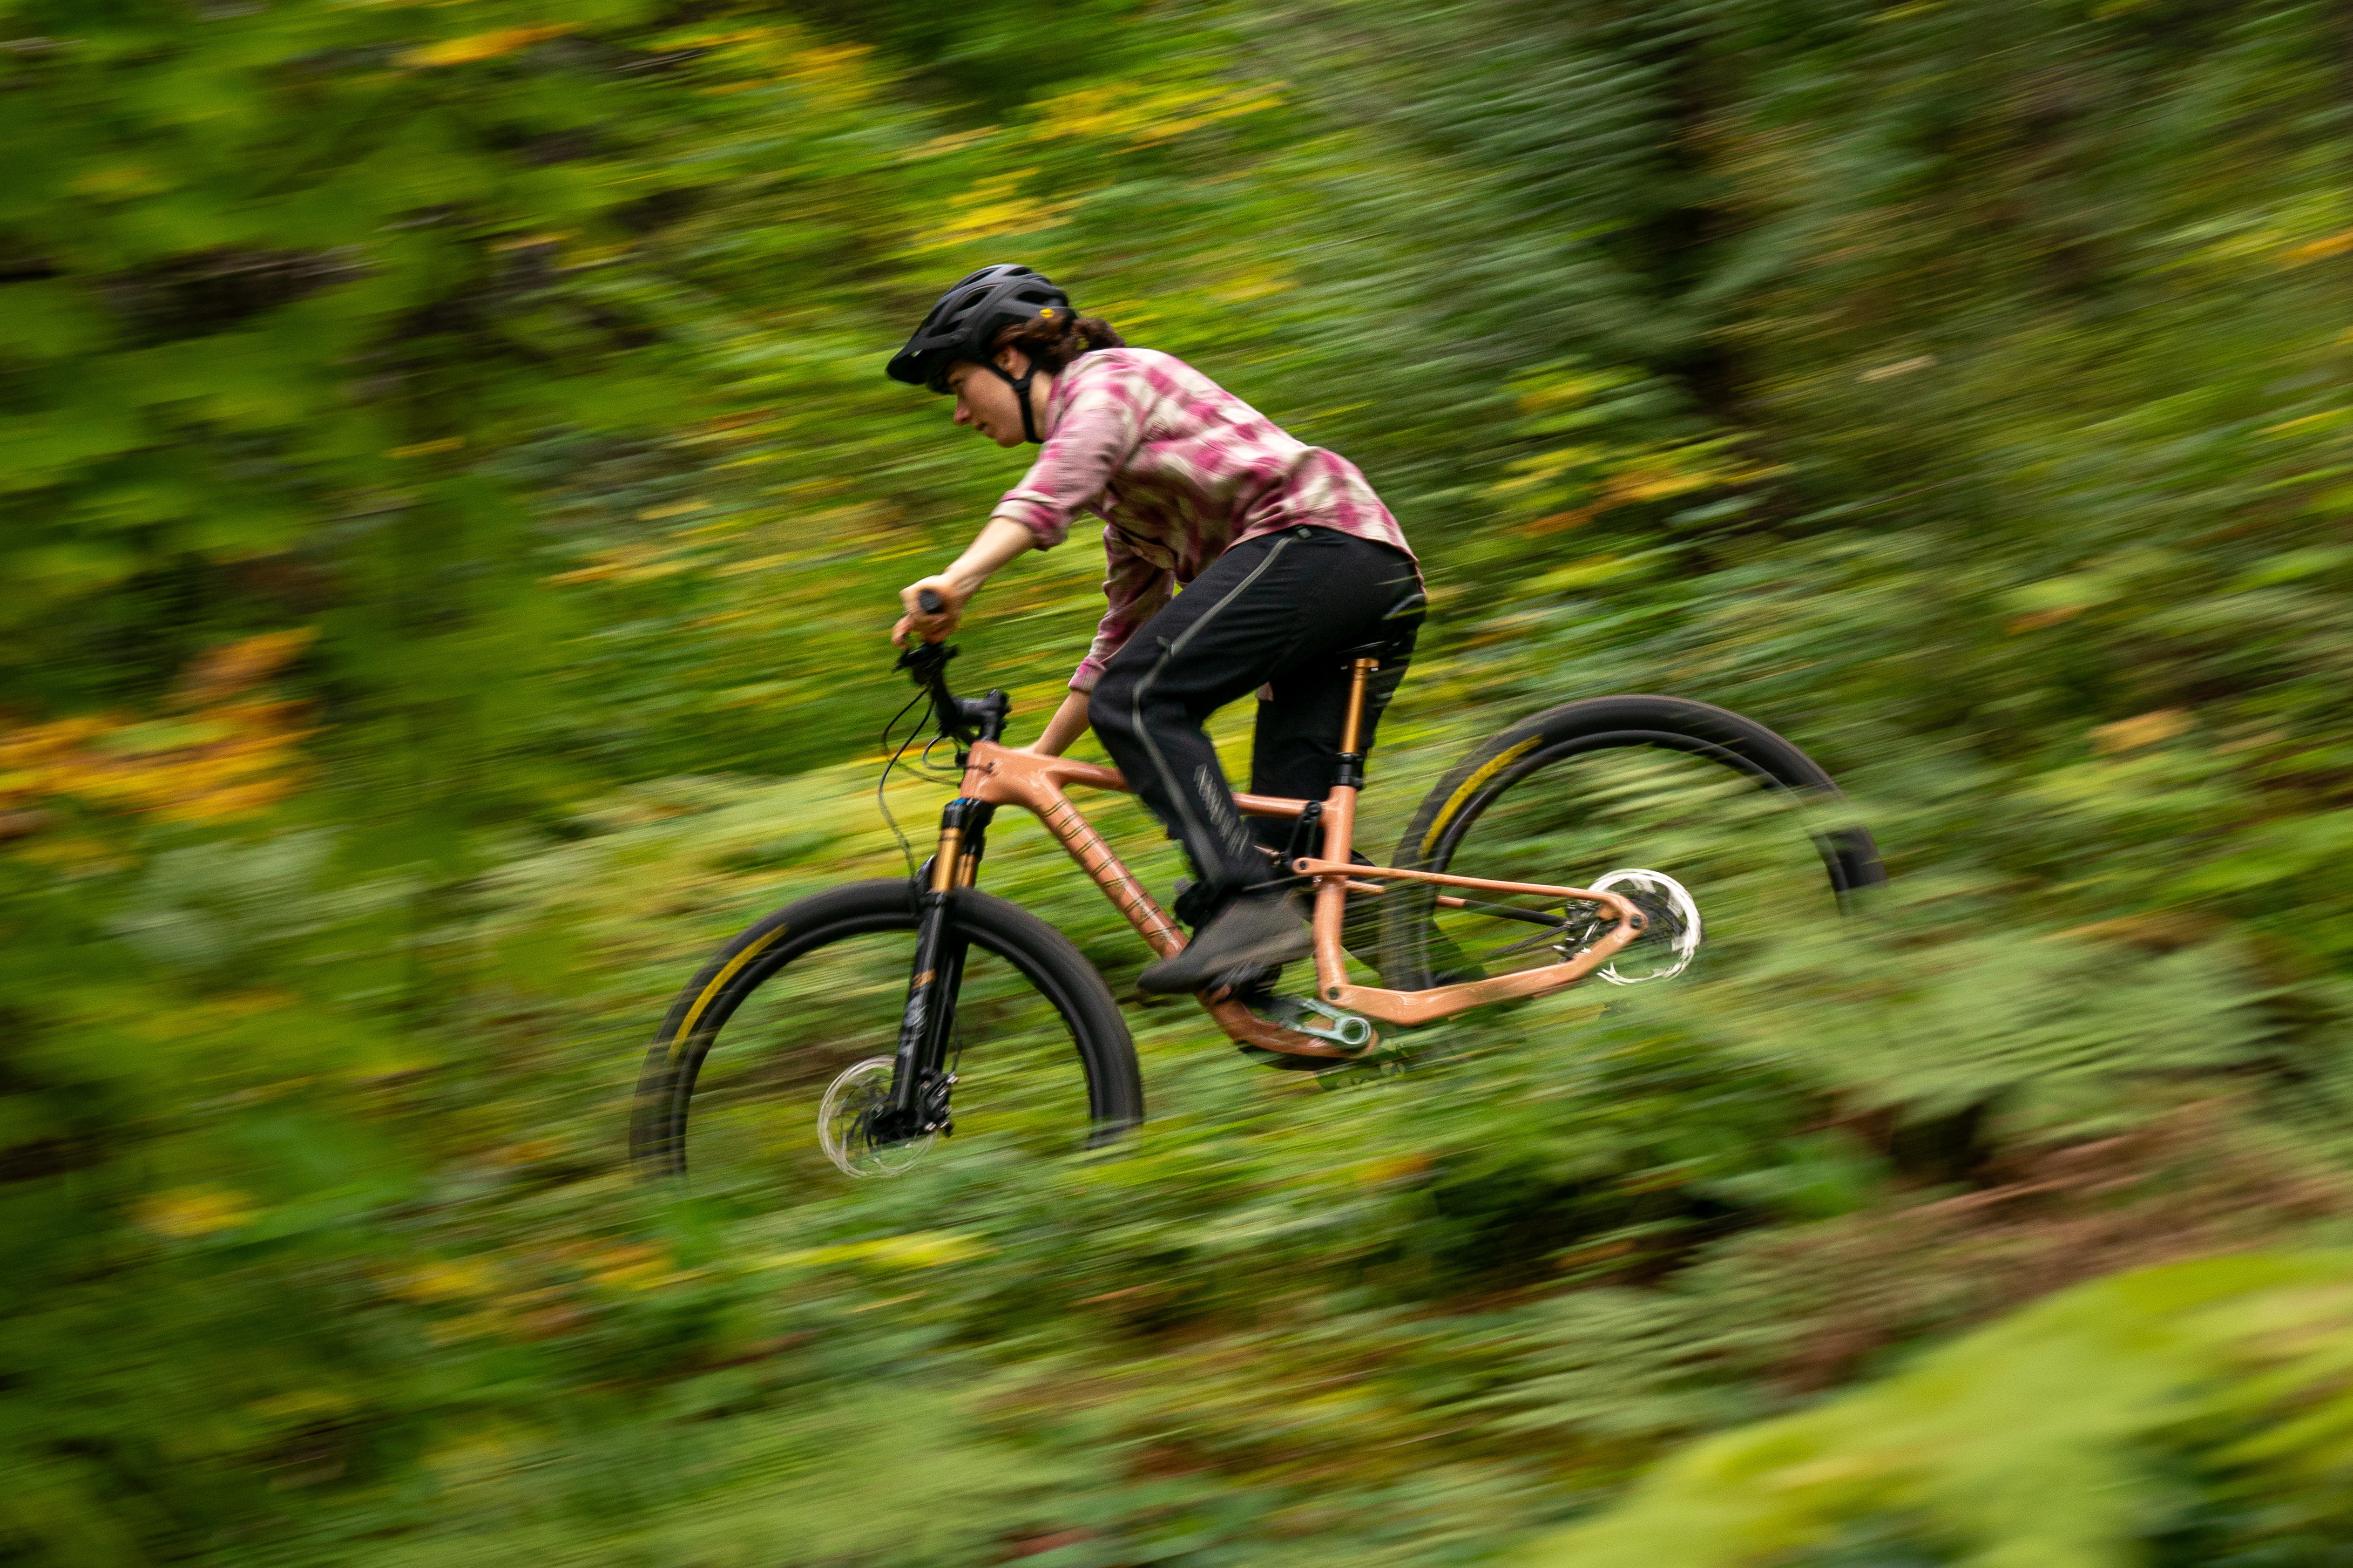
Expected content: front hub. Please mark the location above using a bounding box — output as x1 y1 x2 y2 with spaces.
818 1057 937 1177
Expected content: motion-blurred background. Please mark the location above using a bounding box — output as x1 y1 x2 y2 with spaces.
6 1 2352 1562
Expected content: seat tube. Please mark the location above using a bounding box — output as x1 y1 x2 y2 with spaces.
1311 659 1378 996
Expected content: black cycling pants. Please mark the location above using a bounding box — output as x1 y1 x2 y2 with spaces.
1089 526 1423 906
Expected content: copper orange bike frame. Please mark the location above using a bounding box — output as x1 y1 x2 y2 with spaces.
949 659 1646 1060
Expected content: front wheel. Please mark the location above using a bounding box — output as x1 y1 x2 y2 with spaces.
1385 695 1885 992
633 881 1142 1199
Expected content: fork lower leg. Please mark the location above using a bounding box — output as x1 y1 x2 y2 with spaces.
883 799 993 1134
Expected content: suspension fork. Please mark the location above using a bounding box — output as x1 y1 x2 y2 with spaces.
884 797 995 1133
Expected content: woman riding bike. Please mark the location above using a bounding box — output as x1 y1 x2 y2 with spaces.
887 263 1426 996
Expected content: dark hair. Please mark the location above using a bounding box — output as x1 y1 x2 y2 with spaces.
990 307 1124 373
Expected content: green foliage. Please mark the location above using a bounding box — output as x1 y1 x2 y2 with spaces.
1516 1252 2353 1568
4 0 2352 1562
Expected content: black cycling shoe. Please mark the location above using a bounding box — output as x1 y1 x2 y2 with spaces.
1207 963 1282 1008
1138 891 1314 995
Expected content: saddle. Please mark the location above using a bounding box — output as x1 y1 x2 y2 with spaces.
1337 588 1427 667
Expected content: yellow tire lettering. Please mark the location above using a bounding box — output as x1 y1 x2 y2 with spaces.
668 924 789 1060
1419 736 1543 857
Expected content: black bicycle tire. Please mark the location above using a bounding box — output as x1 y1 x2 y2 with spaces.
632 879 1143 1180
1385 695 1885 986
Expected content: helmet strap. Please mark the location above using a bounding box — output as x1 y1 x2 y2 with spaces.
986 360 1044 444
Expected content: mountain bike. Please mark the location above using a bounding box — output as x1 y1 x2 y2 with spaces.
632 619 1885 1187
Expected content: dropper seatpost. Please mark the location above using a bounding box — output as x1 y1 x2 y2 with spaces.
1311 657 1380 997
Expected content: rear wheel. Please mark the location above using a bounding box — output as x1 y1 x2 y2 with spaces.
633 880 1142 1199
1385 695 1884 994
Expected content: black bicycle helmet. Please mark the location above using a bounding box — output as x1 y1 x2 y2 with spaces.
887 263 1073 442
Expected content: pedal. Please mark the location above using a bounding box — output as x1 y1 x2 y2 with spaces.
1261 994 1378 1053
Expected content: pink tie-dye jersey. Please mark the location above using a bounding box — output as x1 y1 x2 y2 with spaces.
987 348 1418 693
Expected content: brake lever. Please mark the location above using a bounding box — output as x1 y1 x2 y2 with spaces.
897 592 956 677
897 590 992 747
895 640 954 676
894 651 972 748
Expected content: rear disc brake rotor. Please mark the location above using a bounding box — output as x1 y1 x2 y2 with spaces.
1588 868 1702 985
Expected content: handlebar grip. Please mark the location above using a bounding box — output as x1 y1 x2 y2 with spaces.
917 588 946 615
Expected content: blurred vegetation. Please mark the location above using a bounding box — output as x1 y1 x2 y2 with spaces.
1523 1251 2353 1567
4 0 2351 1562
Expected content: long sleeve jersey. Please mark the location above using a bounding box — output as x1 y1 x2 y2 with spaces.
986 348 1418 693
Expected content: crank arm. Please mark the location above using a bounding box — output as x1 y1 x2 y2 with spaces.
1262 994 1377 1052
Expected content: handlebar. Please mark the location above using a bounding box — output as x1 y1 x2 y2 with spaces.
895 636 1009 750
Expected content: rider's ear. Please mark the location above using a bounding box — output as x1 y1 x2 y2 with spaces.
994 344 1029 376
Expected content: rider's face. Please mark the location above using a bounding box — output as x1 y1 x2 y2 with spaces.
948 349 1034 448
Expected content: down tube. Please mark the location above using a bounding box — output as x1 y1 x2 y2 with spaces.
1033 792 1185 957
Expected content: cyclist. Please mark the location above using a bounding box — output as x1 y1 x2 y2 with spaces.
887 263 1424 996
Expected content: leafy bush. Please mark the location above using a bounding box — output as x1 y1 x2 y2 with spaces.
1518 1253 2353 1568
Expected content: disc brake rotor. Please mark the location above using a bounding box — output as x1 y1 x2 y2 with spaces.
818 1057 935 1178
1588 868 1702 985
